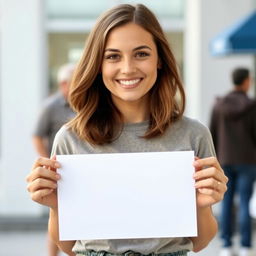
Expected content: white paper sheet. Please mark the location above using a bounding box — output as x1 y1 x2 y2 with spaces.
57 151 197 241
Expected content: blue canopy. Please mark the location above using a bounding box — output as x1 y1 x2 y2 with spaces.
211 11 256 56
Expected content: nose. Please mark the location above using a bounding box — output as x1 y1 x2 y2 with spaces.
120 57 136 74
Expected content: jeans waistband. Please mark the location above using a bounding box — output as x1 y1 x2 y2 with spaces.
78 250 188 256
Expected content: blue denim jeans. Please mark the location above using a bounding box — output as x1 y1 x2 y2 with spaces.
77 250 188 256
220 165 256 247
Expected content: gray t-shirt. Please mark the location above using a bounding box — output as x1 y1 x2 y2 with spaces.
33 92 75 155
52 116 215 254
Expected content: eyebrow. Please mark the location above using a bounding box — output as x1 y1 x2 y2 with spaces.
104 45 152 52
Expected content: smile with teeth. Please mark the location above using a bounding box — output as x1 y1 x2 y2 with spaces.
118 78 141 87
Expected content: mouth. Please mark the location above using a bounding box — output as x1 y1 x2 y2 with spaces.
116 78 142 89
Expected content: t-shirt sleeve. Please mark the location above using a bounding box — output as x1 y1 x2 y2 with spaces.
193 122 216 159
51 125 72 157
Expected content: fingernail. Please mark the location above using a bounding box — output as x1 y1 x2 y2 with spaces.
56 174 61 179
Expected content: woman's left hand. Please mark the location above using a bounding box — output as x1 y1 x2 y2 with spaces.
193 156 228 208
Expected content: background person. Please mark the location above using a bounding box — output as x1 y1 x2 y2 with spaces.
33 63 76 157
32 63 76 256
27 4 228 256
209 67 256 256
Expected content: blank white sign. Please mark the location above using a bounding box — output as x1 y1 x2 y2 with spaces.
57 151 197 241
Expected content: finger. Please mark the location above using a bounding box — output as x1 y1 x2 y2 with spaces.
27 178 58 193
48 155 58 171
217 181 228 193
195 177 226 192
31 188 55 202
26 166 61 183
194 166 228 183
195 177 217 189
194 156 222 173
197 187 224 202
32 157 60 170
193 156 201 172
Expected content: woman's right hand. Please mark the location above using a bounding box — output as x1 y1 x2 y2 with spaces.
26 156 61 209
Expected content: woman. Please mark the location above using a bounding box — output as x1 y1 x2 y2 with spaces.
26 4 228 256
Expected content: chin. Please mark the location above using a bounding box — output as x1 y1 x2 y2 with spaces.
121 96 142 102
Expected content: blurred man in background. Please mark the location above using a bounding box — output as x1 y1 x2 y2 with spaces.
210 67 256 256
33 63 76 256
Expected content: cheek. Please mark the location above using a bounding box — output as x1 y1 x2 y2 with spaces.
146 66 158 89
102 64 115 81
141 60 158 76
145 64 158 82
101 67 115 92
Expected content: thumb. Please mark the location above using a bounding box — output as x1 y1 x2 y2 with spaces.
51 155 56 160
193 156 202 172
49 155 58 171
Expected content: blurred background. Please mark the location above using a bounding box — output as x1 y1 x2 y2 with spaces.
0 0 256 255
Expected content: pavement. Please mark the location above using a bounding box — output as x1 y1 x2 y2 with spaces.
1 228 255 256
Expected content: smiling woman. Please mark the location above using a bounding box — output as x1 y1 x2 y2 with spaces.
26 3 228 256
67 4 185 145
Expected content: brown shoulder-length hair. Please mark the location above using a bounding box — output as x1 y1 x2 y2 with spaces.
68 4 185 145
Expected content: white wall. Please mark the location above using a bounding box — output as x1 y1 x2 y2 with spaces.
184 0 254 125
0 0 47 216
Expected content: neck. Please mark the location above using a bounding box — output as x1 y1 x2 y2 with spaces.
234 86 247 93
123 108 149 123
233 79 250 93
114 100 150 123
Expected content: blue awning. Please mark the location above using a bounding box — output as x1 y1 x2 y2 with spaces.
211 11 256 56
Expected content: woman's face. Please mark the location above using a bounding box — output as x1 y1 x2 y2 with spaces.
101 22 159 111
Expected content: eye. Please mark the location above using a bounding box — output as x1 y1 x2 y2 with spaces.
104 54 121 61
135 51 150 58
